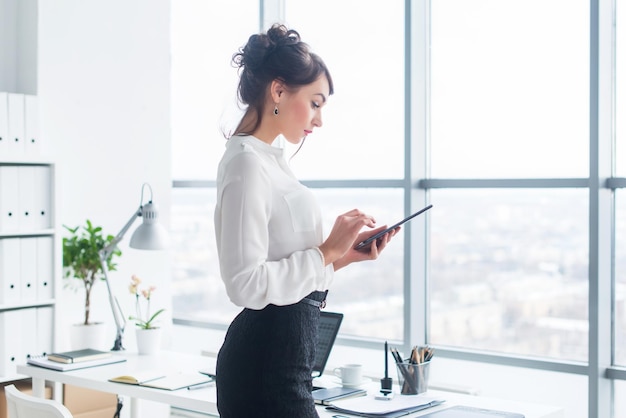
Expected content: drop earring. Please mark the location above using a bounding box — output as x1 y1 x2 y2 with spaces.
274 104 279 115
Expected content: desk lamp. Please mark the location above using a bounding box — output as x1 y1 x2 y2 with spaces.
99 183 169 351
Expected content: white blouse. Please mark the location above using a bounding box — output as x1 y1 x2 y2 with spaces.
214 135 335 310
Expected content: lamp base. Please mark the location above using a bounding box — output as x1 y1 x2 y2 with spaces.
111 333 125 351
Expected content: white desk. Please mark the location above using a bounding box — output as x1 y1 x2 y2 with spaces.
18 351 564 418
18 351 220 417
313 378 564 418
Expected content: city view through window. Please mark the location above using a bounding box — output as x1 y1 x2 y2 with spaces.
171 186 626 364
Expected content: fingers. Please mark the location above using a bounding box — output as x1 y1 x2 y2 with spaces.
319 209 377 265
332 224 400 270
353 224 401 252
369 225 400 253
340 209 376 228
358 225 398 257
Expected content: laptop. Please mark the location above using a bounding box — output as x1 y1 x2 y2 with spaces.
311 312 367 405
200 311 343 380
200 311 344 379
312 311 344 379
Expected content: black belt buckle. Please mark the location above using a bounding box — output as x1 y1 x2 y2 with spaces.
301 297 326 309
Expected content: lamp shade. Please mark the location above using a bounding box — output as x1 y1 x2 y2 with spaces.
129 201 169 250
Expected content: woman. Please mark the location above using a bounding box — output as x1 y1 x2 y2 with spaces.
214 24 398 417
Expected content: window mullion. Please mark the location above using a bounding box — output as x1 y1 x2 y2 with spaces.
588 0 614 416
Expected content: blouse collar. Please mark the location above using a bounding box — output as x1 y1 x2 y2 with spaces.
231 134 284 157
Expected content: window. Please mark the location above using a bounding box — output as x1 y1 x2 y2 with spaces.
313 188 404 339
171 1 257 182
430 0 589 179
284 0 405 180
430 188 589 360
282 0 405 340
170 1 408 340
429 0 590 361
171 2 625 416
170 0 258 323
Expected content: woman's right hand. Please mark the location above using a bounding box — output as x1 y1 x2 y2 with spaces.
317 209 376 266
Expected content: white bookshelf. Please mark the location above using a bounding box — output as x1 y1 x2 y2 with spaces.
0 159 58 384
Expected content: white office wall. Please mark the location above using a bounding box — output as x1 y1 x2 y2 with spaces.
37 0 173 359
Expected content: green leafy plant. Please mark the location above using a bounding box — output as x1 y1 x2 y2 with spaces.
62 219 122 325
128 274 165 329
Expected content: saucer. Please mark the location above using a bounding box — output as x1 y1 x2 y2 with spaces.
331 376 372 388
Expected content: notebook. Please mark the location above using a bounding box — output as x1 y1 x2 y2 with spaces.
418 405 524 417
109 371 214 391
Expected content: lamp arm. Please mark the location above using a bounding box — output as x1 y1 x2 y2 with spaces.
100 207 143 260
101 258 126 350
98 206 142 351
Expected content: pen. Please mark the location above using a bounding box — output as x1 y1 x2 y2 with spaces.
187 382 214 391
384 341 388 376
380 341 392 395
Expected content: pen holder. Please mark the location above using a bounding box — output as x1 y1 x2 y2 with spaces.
396 361 430 395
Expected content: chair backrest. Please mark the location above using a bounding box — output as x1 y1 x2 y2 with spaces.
4 384 73 418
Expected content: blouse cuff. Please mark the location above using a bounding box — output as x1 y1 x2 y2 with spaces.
313 246 326 268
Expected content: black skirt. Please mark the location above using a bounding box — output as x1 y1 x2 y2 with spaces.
215 291 327 418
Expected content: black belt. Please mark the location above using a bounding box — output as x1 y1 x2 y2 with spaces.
300 290 328 309
301 298 326 309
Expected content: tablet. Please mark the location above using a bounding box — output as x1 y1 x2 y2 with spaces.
354 204 433 250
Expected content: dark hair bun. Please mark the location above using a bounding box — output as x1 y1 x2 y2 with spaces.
233 24 303 72
267 24 301 48
231 23 333 129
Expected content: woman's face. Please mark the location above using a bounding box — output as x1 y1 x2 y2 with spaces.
278 76 330 145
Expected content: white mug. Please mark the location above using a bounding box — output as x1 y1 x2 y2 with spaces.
333 363 363 386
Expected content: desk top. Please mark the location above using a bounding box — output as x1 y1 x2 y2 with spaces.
18 351 220 415
17 351 564 418
312 376 563 418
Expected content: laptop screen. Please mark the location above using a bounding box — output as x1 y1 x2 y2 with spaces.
312 311 343 378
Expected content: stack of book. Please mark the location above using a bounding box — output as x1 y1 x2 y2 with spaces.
27 348 126 371
47 348 112 364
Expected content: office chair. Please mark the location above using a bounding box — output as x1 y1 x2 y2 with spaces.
4 384 73 418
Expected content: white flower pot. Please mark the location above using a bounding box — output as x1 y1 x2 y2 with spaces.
70 322 107 350
135 327 162 355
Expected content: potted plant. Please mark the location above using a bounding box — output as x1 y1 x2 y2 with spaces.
62 219 122 348
129 275 165 354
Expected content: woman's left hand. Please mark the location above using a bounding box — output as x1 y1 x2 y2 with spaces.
333 225 400 270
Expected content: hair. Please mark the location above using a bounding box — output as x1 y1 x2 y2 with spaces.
230 23 334 137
